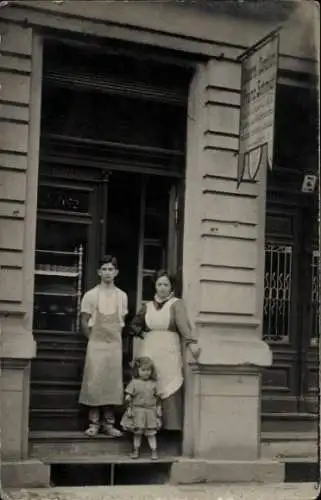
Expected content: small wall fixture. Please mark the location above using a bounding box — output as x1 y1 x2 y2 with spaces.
301 174 317 193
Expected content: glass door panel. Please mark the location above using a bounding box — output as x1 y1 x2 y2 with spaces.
137 176 170 308
136 175 179 307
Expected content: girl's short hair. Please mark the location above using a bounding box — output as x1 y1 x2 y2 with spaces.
99 255 118 269
131 356 157 381
153 269 176 290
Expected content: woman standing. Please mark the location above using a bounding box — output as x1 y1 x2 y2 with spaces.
129 270 200 431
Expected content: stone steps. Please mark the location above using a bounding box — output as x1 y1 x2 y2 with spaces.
261 412 317 433
24 431 319 487
261 431 317 460
29 430 317 461
29 431 181 461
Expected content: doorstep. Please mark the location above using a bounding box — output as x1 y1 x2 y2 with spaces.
4 455 318 488
29 431 181 459
4 431 314 488
261 431 318 460
261 413 318 433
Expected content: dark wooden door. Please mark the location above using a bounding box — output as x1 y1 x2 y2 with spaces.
298 206 319 415
261 81 318 425
30 173 101 431
262 205 301 414
262 195 318 419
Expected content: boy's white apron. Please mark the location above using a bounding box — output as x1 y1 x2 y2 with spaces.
79 292 123 406
138 297 183 399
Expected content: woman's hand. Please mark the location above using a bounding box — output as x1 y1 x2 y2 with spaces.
188 342 201 360
156 418 162 430
126 406 133 418
128 325 145 339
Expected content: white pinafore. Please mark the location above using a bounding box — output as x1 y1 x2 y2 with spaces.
79 290 123 406
138 297 183 399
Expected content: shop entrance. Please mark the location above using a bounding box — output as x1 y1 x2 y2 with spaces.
29 38 189 433
31 167 183 432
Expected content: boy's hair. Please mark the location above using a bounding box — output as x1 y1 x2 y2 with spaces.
131 356 157 381
98 255 118 269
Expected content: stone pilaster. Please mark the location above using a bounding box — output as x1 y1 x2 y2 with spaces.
182 58 273 463
0 23 50 488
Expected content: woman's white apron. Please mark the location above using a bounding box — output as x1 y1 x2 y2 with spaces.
138 298 183 399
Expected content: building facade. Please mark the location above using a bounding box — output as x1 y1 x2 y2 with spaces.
0 0 319 487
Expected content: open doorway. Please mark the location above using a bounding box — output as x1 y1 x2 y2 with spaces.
31 169 181 432
30 38 190 433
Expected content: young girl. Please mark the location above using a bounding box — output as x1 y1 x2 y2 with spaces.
120 357 162 459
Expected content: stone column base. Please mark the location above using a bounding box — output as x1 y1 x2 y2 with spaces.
1 460 50 489
183 332 272 460
184 363 266 460
170 458 284 484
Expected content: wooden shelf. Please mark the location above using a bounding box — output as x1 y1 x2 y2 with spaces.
35 270 79 277
36 249 79 256
34 291 78 297
143 238 163 246
35 311 75 315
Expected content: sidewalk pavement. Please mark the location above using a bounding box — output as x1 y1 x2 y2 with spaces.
3 483 320 500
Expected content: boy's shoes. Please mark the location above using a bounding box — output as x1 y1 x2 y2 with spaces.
84 422 100 437
102 424 123 438
151 450 158 460
130 449 140 459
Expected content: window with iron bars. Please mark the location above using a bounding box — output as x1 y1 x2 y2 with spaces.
263 243 292 342
263 243 320 344
310 249 319 346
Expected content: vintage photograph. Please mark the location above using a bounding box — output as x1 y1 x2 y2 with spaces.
0 1 319 499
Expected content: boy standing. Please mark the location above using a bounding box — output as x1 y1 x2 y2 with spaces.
79 255 128 437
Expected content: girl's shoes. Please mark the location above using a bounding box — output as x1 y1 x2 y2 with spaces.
129 449 158 460
84 422 100 437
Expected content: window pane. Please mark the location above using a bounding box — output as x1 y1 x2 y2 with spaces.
143 243 165 271
142 274 155 302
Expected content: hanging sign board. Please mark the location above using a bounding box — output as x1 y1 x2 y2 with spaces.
237 29 280 187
